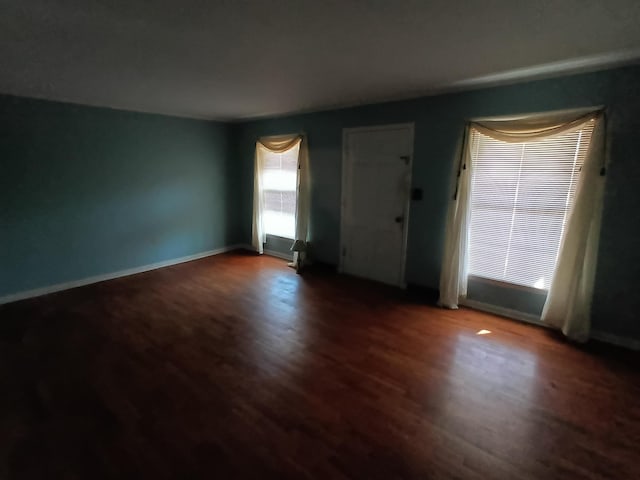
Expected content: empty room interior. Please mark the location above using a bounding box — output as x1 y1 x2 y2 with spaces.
2 1 640 479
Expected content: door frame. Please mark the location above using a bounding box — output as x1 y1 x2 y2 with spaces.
339 123 415 287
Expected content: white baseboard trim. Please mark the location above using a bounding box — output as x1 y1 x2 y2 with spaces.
5 250 639 351
461 298 640 351
263 249 293 261
0 244 245 305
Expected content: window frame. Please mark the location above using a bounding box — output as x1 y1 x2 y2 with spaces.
465 119 595 291
259 139 300 240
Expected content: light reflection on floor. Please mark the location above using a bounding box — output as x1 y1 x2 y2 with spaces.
426 331 542 469
451 332 538 398
248 269 309 376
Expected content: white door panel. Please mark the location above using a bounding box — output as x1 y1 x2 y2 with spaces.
341 125 414 286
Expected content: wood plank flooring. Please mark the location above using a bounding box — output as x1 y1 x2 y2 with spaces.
1 251 639 479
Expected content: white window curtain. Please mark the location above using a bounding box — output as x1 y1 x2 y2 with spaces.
252 134 311 265
438 127 473 309
541 115 606 341
438 109 606 341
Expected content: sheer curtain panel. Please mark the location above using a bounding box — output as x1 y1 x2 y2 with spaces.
541 114 606 341
252 134 311 266
438 127 473 309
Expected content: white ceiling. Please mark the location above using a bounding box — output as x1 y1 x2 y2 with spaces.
2 0 640 121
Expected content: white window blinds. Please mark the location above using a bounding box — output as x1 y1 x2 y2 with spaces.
262 143 299 239
468 120 595 290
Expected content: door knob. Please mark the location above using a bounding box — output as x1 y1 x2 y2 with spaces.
395 216 404 223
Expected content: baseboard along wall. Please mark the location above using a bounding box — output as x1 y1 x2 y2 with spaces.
0 245 246 305
461 298 640 351
3 248 638 351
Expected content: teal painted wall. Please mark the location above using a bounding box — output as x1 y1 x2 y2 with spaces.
234 66 640 340
1 95 233 297
3 66 639 340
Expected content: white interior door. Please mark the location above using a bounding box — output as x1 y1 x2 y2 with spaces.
340 124 414 286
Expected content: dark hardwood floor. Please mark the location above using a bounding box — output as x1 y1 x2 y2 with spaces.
1 251 639 479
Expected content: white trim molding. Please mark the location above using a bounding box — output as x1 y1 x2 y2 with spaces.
450 48 640 91
0 244 245 305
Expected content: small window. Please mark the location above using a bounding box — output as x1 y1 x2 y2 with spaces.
261 143 299 239
468 119 595 290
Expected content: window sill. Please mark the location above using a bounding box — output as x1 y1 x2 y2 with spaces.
266 234 294 242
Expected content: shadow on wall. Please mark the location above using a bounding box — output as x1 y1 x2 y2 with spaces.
0 95 233 297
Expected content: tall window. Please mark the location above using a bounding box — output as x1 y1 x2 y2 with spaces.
261 143 300 239
468 120 595 290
